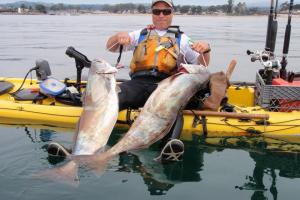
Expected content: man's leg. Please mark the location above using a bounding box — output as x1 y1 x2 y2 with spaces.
118 78 157 110
170 112 184 139
156 89 208 162
155 112 185 162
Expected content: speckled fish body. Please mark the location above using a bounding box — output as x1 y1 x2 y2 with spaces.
72 58 118 155
106 64 210 156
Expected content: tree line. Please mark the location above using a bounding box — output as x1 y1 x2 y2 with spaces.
3 1 300 15
93 1 300 15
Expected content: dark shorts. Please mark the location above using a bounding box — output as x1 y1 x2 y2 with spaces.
118 75 208 142
118 76 162 111
118 75 206 111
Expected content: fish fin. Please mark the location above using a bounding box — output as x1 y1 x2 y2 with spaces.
33 161 79 187
95 145 108 154
72 154 111 177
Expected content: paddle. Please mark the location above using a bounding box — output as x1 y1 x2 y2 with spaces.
201 59 237 111
226 59 237 80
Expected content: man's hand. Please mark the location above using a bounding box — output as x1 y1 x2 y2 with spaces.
189 41 211 66
147 24 155 30
191 41 211 54
107 32 132 52
116 32 132 46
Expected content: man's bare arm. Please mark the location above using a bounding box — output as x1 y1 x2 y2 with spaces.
106 32 132 52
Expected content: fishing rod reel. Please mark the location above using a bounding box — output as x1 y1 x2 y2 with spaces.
247 49 280 84
251 0 295 85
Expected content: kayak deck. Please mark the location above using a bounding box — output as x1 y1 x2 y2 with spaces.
1 77 300 143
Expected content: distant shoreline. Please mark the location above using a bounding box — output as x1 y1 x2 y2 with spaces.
0 11 299 17
0 13 300 18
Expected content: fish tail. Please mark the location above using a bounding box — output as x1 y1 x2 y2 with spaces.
72 153 112 177
33 161 79 187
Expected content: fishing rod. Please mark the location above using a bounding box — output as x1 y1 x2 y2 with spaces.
258 0 279 84
280 0 294 80
265 0 279 54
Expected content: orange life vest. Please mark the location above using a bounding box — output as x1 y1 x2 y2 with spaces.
130 26 182 77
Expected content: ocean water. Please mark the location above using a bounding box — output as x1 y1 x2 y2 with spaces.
1 14 300 199
1 15 300 80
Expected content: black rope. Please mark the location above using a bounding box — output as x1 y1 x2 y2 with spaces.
223 119 300 134
126 108 135 125
189 109 300 134
190 110 201 121
222 120 259 134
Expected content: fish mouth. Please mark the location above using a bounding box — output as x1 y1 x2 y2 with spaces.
92 58 118 74
95 64 118 75
96 68 118 75
178 64 207 74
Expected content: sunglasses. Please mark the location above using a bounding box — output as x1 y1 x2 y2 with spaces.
152 9 173 16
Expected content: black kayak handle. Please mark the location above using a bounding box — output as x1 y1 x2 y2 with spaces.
66 46 91 68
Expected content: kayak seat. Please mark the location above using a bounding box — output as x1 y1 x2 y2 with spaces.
12 89 45 101
0 81 14 95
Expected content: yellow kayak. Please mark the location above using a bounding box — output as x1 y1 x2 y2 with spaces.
1 77 300 145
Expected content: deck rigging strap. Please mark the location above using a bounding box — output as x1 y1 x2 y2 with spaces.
126 108 135 125
184 110 270 120
190 110 208 136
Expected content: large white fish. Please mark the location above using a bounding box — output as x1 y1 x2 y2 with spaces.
37 58 119 184
72 58 119 155
74 64 210 173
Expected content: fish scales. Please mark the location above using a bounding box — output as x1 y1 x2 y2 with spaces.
102 65 210 157
73 58 119 155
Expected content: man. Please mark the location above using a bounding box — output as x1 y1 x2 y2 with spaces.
106 0 211 161
107 0 210 109
48 0 211 161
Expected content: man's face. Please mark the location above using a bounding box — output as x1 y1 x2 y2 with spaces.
152 2 173 30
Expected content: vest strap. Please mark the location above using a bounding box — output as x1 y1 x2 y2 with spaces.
137 26 182 47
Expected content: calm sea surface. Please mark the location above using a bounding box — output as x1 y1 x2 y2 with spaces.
1 14 300 200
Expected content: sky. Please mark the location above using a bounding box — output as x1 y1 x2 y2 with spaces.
1 0 299 6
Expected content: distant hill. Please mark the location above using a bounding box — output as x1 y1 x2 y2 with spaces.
1 0 298 8
0 1 269 8
1 1 298 14
0 1 47 7
0 1 106 10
